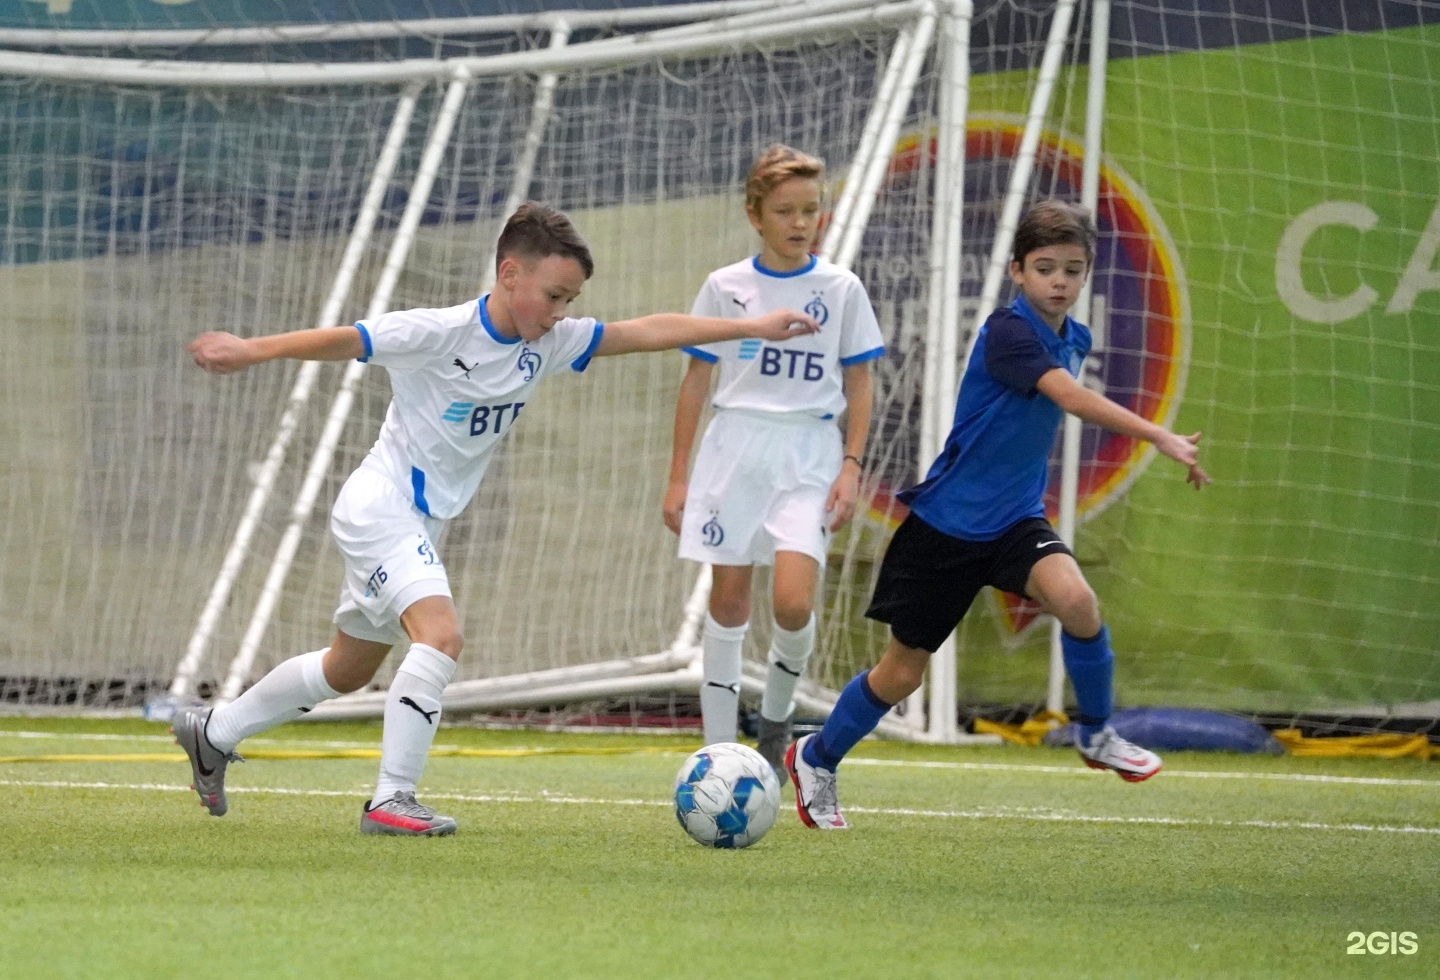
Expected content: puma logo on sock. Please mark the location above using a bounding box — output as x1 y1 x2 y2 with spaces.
705 680 740 695
399 696 438 724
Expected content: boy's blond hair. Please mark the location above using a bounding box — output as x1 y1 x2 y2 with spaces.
744 144 825 215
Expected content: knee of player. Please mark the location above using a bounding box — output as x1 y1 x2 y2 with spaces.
772 597 814 632
328 668 372 696
708 593 750 629
1054 586 1101 633
422 627 465 659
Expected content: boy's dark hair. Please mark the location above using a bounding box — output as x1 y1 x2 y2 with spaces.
496 201 594 279
1011 200 1097 268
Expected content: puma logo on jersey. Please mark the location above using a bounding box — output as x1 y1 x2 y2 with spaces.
731 296 749 312
399 696 438 724
453 357 475 378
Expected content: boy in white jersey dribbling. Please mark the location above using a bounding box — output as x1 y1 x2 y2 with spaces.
663 146 884 781
176 202 820 835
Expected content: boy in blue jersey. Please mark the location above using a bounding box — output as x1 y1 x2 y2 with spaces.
784 200 1210 829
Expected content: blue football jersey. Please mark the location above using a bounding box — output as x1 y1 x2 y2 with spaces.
899 293 1092 540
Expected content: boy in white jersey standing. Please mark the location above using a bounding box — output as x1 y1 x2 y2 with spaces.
662 146 884 782
177 202 819 835
784 201 1210 829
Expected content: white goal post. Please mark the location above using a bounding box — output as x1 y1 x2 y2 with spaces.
7 1 1437 738
0 0 993 741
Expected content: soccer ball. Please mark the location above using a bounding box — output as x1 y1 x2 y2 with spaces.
673 742 781 849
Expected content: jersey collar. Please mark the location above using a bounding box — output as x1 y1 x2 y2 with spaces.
478 294 522 345
751 254 817 278
1011 292 1076 345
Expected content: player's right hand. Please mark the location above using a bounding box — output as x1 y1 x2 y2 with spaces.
749 308 820 340
662 480 687 535
188 331 256 374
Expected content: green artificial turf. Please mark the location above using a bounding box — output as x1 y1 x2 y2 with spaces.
1 718 1436 978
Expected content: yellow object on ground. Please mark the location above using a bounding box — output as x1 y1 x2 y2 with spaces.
0 745 682 765
1271 729 1434 761
973 710 1069 748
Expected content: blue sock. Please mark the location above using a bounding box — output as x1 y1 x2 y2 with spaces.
803 670 893 771
1062 625 1114 744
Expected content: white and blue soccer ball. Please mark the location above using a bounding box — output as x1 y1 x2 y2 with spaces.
673 742 781 849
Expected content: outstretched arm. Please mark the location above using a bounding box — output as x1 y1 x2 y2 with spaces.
594 308 818 358
825 362 874 531
1037 368 1210 489
188 326 365 374
662 357 714 535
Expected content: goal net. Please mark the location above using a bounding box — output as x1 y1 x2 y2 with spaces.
0 2 949 725
2 1 1436 739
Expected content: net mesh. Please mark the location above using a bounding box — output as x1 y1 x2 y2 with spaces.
3 2 1437 735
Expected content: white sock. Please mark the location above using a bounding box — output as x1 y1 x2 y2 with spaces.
700 613 747 745
205 649 338 753
372 643 456 806
761 614 815 723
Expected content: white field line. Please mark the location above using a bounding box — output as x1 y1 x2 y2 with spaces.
3 777 1438 837
845 757 1440 788
5 730 1438 788
4 729 1437 788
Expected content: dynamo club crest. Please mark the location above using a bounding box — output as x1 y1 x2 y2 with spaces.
701 513 725 548
517 347 542 382
804 294 829 325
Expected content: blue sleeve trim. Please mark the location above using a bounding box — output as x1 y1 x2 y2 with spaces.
571 322 605 373
839 345 885 367
682 346 719 363
410 466 432 517
355 322 373 362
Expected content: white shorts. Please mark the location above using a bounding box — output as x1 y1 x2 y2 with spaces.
678 409 841 567
330 463 451 646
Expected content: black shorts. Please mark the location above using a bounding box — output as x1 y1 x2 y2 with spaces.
865 513 1073 653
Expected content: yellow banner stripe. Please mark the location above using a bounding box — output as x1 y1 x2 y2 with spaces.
0 745 685 764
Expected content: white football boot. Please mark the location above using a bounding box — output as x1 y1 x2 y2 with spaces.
1076 726 1162 782
784 734 849 830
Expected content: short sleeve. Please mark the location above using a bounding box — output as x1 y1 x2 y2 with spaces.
837 278 885 367
682 276 724 363
983 314 1062 395
542 316 605 375
359 307 454 371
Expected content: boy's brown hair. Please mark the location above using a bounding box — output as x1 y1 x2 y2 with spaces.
744 144 825 215
496 201 594 279
1011 200 1097 268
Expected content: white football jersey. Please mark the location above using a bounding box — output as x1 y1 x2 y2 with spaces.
354 295 603 519
683 255 884 419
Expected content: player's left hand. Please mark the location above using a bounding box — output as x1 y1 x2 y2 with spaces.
188 331 256 374
1154 430 1211 490
749 308 820 341
826 459 861 531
